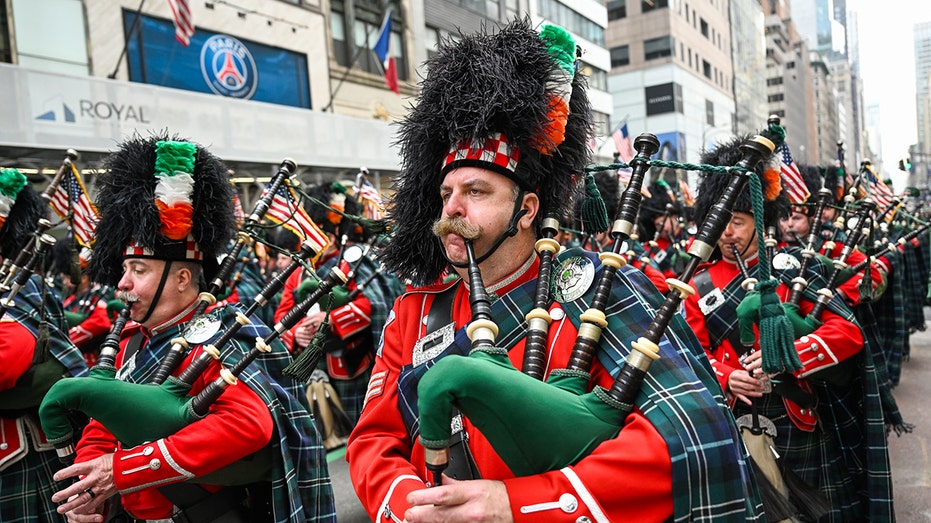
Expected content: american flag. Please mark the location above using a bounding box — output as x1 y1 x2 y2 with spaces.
168 0 194 47
356 178 384 220
262 182 329 255
49 164 100 248
612 123 635 163
863 164 895 209
778 142 809 205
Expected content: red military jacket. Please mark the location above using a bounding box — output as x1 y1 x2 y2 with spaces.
75 301 273 520
0 320 51 469
346 255 673 523
683 255 863 429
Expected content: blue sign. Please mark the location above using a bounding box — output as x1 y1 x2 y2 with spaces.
124 10 310 109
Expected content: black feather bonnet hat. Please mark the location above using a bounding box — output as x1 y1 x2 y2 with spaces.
693 134 790 231
88 133 234 286
0 168 44 260
379 17 593 285
637 179 683 239
305 182 361 240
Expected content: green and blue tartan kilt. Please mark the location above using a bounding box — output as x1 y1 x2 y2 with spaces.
902 243 926 332
875 252 907 386
0 425 68 523
736 387 863 523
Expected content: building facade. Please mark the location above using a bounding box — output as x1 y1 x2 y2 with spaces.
606 0 737 180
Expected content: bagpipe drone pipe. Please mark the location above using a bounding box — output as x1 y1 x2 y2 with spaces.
37 159 349 466
0 150 79 312
415 129 780 484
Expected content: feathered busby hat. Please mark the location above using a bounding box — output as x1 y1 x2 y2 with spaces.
693 134 790 231
88 133 234 287
0 168 44 261
50 234 92 278
304 182 361 238
794 164 825 215
637 179 683 239
379 18 593 285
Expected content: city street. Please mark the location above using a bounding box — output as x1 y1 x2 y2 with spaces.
327 309 931 522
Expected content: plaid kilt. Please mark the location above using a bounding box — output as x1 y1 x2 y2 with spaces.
874 251 907 386
328 368 369 424
117 305 336 522
901 242 926 332
0 421 67 523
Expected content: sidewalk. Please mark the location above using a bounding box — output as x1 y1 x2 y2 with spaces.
888 310 931 521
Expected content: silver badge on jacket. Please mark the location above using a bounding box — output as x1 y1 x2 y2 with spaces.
551 255 595 303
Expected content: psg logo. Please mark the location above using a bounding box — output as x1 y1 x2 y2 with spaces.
200 34 258 99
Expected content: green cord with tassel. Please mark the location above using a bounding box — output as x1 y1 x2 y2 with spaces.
747 172 802 374
580 172 610 234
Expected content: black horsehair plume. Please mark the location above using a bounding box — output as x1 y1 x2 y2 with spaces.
379 17 593 286
88 132 234 287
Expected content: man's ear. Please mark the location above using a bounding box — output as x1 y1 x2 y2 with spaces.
519 192 540 230
175 265 193 291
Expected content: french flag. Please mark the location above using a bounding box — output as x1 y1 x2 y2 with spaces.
372 10 399 94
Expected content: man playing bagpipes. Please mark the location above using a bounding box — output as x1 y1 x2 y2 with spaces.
0 168 88 522
49 135 336 523
275 182 352 355
682 137 894 522
779 164 887 308
636 179 689 278
346 18 762 522
50 237 115 368
274 182 405 425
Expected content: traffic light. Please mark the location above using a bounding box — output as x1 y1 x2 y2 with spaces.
899 158 912 171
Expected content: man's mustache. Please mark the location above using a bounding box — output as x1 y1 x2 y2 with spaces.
116 290 140 304
432 216 483 241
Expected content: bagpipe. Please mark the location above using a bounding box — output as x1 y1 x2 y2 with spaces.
0 150 79 313
37 158 352 466
415 130 780 484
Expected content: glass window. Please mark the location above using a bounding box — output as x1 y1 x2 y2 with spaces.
539 0 605 45
644 35 672 60
641 0 669 13
706 99 714 126
426 27 440 60
330 0 407 81
580 61 608 90
607 0 627 20
610 45 630 67
592 111 611 136
700 18 708 37
702 59 711 79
